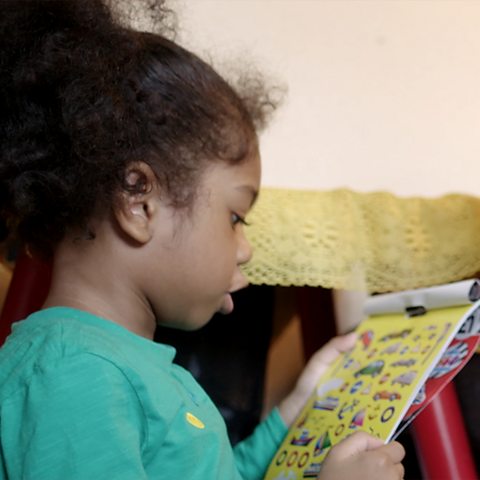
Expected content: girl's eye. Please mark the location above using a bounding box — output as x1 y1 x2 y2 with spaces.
231 213 249 227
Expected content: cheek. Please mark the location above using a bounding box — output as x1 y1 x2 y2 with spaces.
177 214 238 282
203 237 236 271
198 232 237 277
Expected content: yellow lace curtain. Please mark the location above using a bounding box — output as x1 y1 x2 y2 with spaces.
243 188 480 293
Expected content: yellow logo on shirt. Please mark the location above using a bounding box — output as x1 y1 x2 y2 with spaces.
186 412 205 429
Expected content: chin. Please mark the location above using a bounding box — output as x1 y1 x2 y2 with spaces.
180 321 210 332
157 312 215 332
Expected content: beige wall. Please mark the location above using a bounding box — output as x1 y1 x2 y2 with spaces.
132 0 480 410
175 0 480 198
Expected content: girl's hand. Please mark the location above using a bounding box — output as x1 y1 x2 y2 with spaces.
278 332 357 426
319 432 405 480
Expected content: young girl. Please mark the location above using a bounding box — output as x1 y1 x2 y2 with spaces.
0 1 405 478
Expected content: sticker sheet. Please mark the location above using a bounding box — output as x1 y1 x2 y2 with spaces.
265 301 480 480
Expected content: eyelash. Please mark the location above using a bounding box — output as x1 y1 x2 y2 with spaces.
231 213 250 227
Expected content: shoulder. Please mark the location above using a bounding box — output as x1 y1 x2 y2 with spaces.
1 338 141 410
0 312 125 393
0 308 185 422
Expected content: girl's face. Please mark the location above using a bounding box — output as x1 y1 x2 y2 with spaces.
143 150 261 331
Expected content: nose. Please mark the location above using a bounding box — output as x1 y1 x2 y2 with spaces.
237 229 253 265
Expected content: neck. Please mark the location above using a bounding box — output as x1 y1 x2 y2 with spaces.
43 232 157 339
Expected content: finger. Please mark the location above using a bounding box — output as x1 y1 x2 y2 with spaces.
308 332 357 367
296 333 359 393
395 462 405 479
330 431 384 460
327 332 358 354
378 441 406 464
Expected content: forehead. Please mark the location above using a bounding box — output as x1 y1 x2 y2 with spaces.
204 151 261 192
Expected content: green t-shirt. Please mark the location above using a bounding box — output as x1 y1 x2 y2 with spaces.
0 307 286 479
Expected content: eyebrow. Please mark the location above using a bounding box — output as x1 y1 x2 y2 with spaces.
236 185 259 208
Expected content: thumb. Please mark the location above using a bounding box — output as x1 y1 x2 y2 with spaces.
297 333 358 389
312 332 358 366
329 432 384 460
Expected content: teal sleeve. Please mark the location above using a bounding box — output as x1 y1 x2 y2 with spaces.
233 408 288 480
1 354 148 480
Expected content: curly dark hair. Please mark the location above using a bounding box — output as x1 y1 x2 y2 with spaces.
0 0 277 257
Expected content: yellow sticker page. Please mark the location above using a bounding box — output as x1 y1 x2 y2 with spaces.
265 305 471 480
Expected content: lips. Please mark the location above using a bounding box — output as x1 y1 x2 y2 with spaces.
218 277 249 315
219 292 234 315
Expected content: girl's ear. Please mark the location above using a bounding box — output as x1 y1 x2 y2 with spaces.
113 162 160 244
